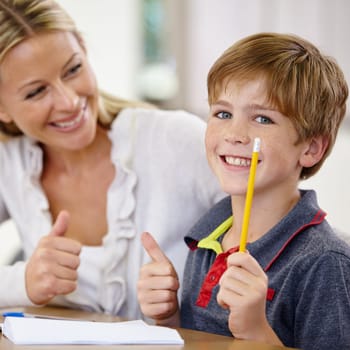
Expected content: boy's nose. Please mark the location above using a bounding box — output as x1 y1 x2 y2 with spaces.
224 119 251 145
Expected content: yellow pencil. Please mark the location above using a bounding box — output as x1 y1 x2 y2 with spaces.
239 137 261 252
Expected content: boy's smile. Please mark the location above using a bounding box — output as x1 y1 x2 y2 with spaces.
222 155 254 167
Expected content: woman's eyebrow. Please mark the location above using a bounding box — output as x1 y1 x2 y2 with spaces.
17 53 80 93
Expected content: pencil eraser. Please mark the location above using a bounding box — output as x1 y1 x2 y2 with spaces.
253 137 261 152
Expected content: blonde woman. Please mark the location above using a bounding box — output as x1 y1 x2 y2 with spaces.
0 0 223 319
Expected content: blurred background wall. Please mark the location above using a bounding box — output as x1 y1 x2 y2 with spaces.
1 0 349 263
55 0 350 113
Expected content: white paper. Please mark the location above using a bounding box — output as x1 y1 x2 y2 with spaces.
2 317 184 345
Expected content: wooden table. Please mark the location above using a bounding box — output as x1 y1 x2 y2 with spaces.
0 306 297 350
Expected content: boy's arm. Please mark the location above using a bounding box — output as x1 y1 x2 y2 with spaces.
138 232 180 327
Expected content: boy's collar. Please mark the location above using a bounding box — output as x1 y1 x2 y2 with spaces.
184 190 326 270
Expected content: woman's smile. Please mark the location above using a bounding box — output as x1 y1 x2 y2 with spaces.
49 99 88 132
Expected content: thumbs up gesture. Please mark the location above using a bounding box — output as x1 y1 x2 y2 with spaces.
137 232 180 326
25 210 82 305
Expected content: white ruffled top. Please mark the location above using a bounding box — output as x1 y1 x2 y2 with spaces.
0 107 224 319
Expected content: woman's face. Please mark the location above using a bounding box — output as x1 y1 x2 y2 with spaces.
0 31 99 151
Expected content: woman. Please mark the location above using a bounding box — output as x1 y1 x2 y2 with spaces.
0 0 223 319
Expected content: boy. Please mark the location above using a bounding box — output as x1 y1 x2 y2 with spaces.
137 33 350 349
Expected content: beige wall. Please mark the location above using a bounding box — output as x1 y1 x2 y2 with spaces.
57 0 142 100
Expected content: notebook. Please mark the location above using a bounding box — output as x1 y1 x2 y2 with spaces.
2 317 184 345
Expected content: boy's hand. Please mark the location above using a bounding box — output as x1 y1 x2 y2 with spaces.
217 251 272 341
25 210 82 305
137 232 180 326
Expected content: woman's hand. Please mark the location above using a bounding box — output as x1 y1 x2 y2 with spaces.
25 210 82 305
137 232 180 327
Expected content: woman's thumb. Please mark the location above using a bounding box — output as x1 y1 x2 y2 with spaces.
50 210 70 236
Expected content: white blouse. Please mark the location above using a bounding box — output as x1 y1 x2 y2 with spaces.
0 107 224 319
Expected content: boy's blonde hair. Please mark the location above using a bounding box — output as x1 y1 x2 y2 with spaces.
207 32 348 179
0 0 149 138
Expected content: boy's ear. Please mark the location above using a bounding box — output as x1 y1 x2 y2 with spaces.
300 136 329 168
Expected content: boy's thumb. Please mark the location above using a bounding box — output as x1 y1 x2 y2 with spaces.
141 232 169 263
50 210 70 237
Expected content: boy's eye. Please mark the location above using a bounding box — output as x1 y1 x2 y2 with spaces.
256 115 273 124
216 111 232 119
25 86 46 99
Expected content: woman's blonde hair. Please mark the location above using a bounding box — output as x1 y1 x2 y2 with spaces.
207 32 348 179
0 0 149 137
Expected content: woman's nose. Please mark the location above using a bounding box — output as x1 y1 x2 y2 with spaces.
52 83 79 112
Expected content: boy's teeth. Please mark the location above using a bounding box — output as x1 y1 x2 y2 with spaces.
225 156 251 167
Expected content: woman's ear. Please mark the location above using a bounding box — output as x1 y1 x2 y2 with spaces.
300 136 329 168
0 106 12 123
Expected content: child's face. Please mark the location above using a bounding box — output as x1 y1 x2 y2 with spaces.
205 78 313 198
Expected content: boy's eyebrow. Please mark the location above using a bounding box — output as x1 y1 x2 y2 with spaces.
210 100 233 109
212 100 278 112
247 103 279 112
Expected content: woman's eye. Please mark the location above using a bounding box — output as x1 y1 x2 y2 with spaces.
25 86 46 99
65 63 82 78
256 115 273 124
216 111 232 119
